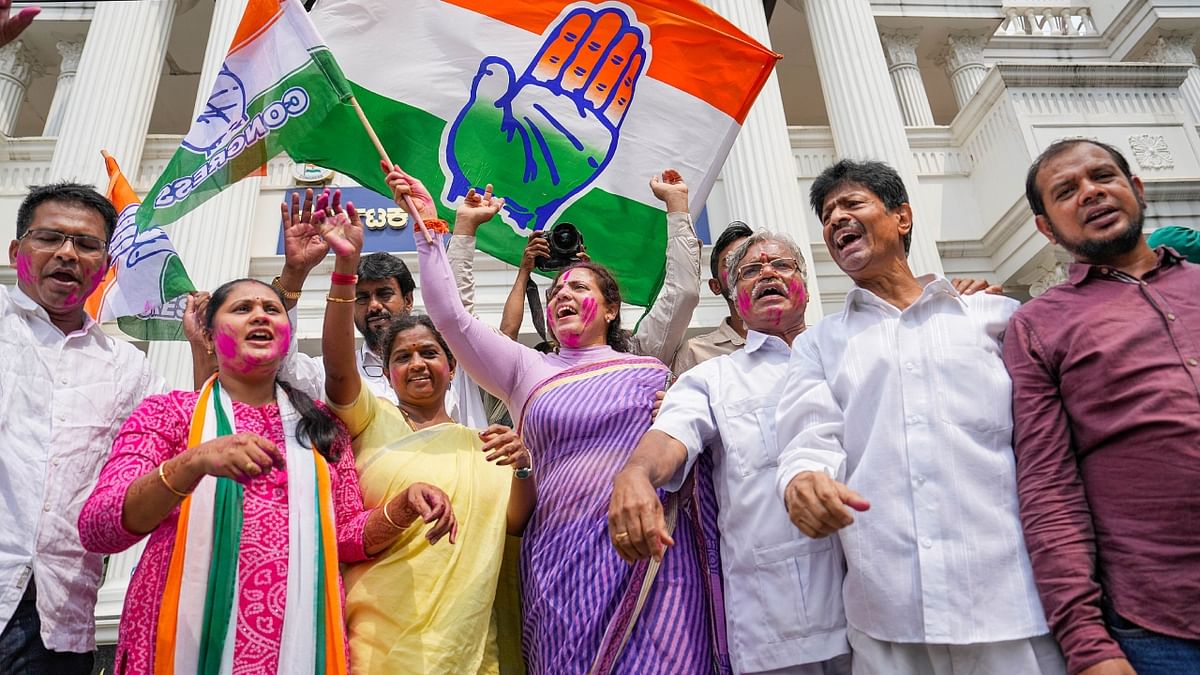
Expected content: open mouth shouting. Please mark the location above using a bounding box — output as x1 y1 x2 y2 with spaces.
43 266 82 293
753 280 789 303
554 304 578 320
833 225 865 252
245 328 275 346
1082 205 1121 231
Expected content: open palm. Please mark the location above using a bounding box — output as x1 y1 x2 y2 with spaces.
444 7 647 233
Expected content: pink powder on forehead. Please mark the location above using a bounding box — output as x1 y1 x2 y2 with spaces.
15 255 34 284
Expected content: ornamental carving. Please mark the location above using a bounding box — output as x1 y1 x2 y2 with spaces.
1128 134 1174 170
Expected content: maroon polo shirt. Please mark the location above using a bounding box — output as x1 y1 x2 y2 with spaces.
1003 247 1200 674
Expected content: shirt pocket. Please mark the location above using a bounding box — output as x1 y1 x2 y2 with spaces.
721 395 779 478
934 346 1013 434
750 537 844 642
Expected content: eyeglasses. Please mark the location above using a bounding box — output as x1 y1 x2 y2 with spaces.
20 229 108 257
362 364 385 378
735 257 801 282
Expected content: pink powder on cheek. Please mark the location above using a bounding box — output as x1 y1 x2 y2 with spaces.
787 277 807 305
546 304 556 329
270 321 292 360
736 289 752 316
769 308 784 325
580 296 597 327
214 328 239 360
15 255 34 284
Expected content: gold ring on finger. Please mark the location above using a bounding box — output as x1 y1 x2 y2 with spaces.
245 463 257 473
614 532 630 541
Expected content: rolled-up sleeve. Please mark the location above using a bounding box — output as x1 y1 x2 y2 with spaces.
629 211 701 364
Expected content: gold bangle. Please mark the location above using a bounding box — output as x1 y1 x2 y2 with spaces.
325 295 355 304
381 501 404 529
271 275 302 301
158 463 191 498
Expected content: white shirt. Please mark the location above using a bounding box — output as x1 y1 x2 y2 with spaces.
281 326 489 430
0 285 161 652
653 330 848 673
775 276 1049 645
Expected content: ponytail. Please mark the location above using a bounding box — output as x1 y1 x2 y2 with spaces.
277 378 340 462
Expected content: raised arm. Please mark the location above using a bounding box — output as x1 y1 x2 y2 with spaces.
500 235 550 340
627 170 701 365
313 202 366 407
447 183 502 316
1002 316 1130 675
384 164 541 406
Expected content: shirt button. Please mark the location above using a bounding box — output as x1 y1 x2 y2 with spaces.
43 505 50 512
1167 313 1177 321
56 414 66 422
905 362 915 372
914 474 926 486
920 537 933 549
1189 358 1198 367
1099 267 1110 275
908 415 921 424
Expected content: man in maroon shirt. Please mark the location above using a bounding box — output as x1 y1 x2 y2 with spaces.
1004 138 1200 675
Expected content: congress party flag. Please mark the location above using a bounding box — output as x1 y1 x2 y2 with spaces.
85 152 196 341
295 0 780 306
135 0 357 231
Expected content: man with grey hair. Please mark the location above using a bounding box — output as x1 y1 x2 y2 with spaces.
609 230 850 675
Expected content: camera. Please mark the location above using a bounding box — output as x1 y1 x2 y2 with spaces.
534 222 585 271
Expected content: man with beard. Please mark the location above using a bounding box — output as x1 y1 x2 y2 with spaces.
1004 139 1200 675
775 159 1064 674
608 231 851 675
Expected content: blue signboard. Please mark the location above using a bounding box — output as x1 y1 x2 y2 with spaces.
276 187 416 254
277 186 715 255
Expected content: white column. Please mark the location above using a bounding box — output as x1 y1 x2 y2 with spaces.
796 0 944 275
147 0 260 391
880 30 935 127
697 0 824 322
1146 33 1200 127
939 32 990 111
42 40 84 137
0 40 36 136
48 0 177 187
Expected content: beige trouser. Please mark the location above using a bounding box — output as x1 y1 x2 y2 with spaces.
847 627 1065 675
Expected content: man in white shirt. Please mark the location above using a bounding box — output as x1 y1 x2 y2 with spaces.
608 231 849 675
0 183 160 673
775 159 1063 674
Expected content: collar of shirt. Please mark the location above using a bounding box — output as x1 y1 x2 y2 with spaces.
9 285 105 341
1066 246 1185 286
702 317 745 347
744 329 790 356
843 274 963 315
359 341 383 368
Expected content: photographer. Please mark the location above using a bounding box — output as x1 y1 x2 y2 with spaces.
451 169 701 366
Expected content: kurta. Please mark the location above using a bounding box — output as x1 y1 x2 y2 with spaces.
78 390 371 675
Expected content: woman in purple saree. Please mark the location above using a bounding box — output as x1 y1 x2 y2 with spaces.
388 168 727 674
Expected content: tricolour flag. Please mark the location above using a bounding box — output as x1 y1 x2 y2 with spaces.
136 0 356 232
295 0 780 306
85 152 196 340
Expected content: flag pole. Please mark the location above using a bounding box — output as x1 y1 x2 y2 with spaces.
348 95 434 244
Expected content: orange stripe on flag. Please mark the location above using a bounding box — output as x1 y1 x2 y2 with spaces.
230 0 286 55
315 454 349 675
85 151 139 323
439 0 780 124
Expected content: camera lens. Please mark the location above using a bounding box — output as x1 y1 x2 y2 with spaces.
550 222 581 253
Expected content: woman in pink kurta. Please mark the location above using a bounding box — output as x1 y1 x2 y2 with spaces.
77 278 457 675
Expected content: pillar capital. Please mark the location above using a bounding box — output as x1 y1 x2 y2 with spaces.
0 40 39 86
937 32 988 76
880 29 921 69
55 40 85 76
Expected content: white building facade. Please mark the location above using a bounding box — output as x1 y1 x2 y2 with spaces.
1 0 1198 645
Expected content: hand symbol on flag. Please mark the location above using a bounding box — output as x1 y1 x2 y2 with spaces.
444 6 647 233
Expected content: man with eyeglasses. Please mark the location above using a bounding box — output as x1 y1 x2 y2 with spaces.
1 183 161 673
775 159 1064 674
609 231 852 675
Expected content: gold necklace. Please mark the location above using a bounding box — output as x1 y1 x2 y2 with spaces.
398 405 454 430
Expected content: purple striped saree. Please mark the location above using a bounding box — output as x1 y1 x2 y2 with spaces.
518 356 729 674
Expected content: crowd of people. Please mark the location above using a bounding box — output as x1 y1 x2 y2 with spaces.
1 137 1197 675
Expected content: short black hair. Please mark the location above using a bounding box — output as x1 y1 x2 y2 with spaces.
17 183 119 244
810 159 912 254
381 313 455 370
357 252 415 298
1025 139 1135 219
710 221 754 281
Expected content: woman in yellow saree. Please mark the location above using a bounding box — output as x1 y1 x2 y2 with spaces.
317 201 536 674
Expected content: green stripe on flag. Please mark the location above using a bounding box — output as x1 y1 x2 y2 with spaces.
287 84 667 307
314 479 328 675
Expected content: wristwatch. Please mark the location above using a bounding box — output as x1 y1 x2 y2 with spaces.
271 275 302 301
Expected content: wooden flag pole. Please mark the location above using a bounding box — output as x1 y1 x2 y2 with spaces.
348 95 434 244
